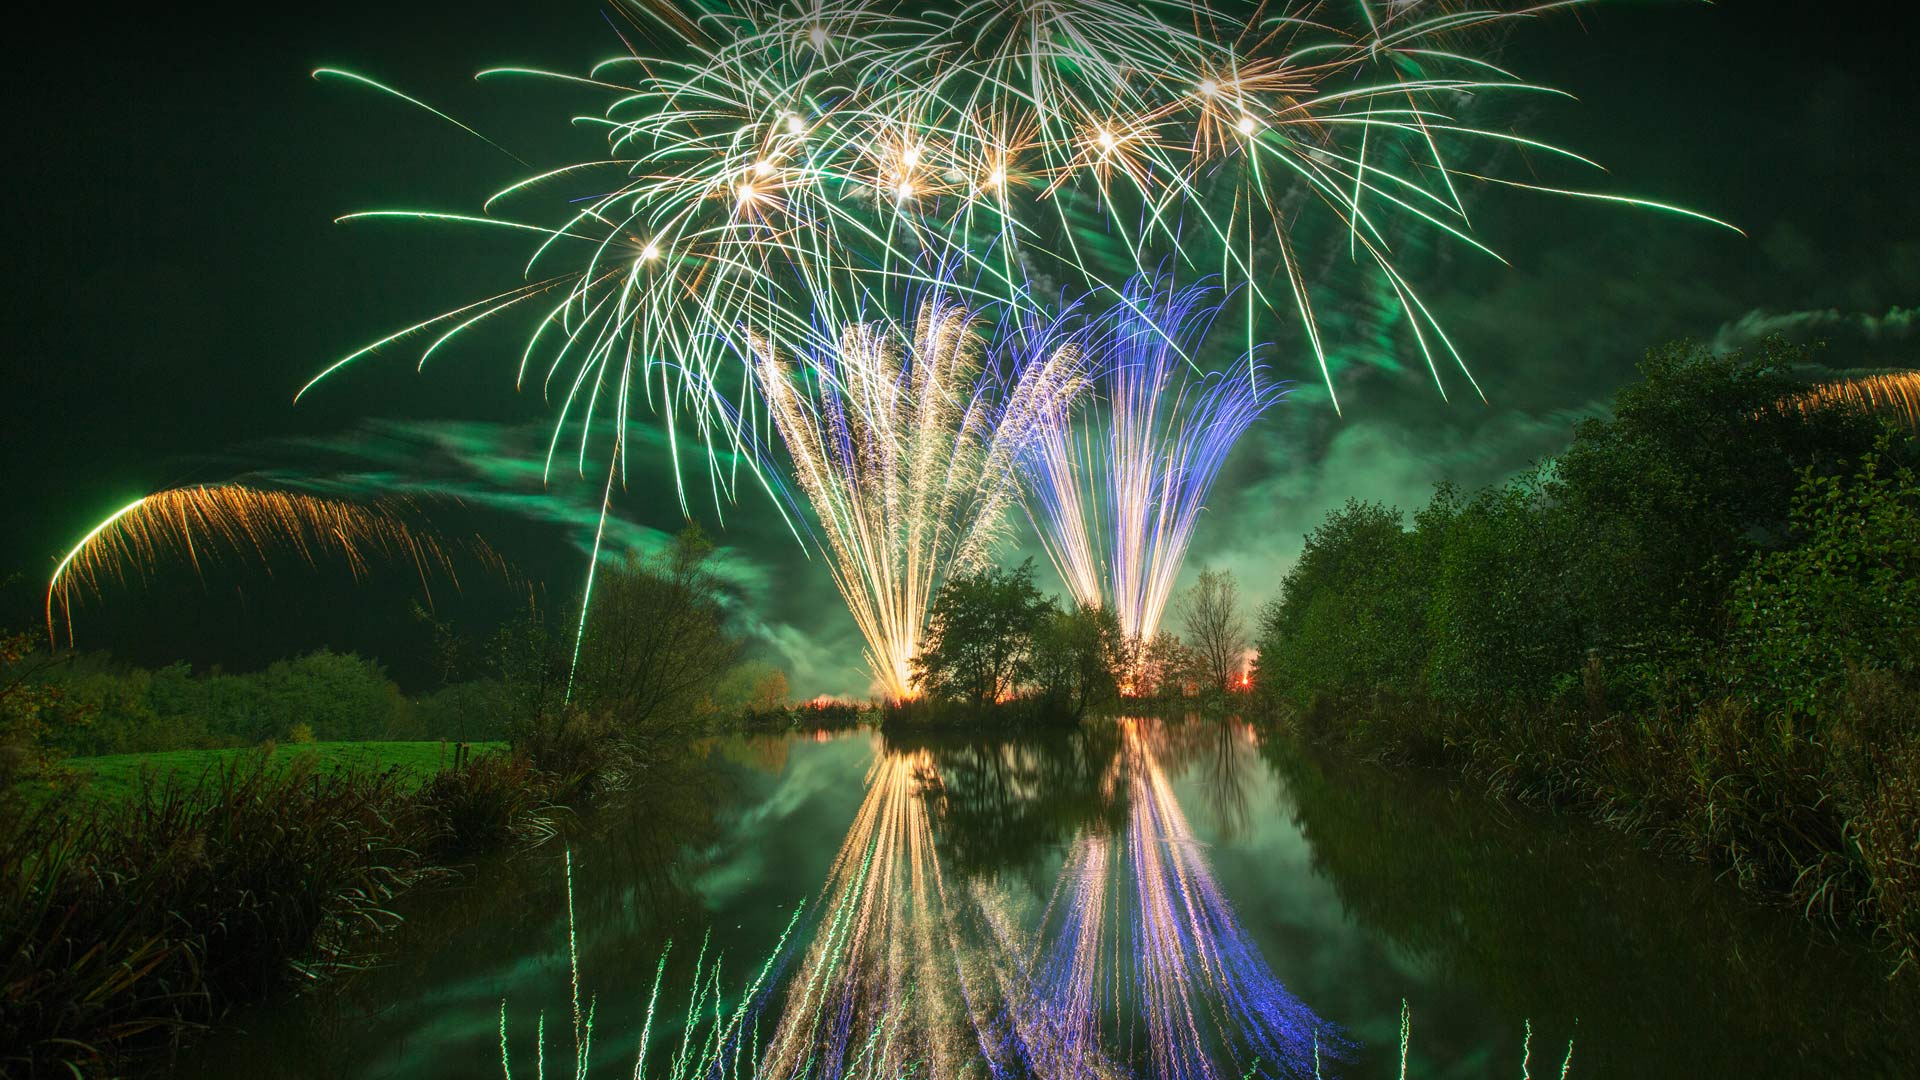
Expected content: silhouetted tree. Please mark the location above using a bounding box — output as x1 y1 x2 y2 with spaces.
1029 603 1124 718
572 524 740 736
1179 569 1246 692
912 560 1051 708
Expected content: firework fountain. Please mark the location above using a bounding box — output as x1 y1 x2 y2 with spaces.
1024 276 1286 650
749 287 1088 698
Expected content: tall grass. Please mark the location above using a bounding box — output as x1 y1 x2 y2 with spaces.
0 746 579 1076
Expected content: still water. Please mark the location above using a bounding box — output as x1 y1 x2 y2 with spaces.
184 717 1916 1077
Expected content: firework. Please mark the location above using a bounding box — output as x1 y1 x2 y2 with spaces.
1024 277 1285 652
1784 370 1920 430
313 0 1735 487
748 286 1087 699
45 483 504 647
308 0 1736 690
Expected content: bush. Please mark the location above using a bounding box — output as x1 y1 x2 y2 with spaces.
1725 444 1920 720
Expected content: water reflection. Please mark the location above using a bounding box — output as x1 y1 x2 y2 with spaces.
758 719 1337 1079
1010 720 1338 1078
174 715 1917 1078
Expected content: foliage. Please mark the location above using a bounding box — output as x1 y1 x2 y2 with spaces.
0 630 73 787
40 741 504 806
1128 629 1198 701
34 648 448 756
570 525 741 739
0 740 587 1076
0 753 419 1073
1551 338 1884 672
1027 603 1125 720
1255 500 1425 708
489 602 571 746
404 677 513 743
911 559 1053 709
701 660 792 723
1251 338 1920 971
1725 442 1920 720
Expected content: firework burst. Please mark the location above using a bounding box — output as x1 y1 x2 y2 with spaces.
313 0 1734 484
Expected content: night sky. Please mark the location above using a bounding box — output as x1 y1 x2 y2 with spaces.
4 1 1915 696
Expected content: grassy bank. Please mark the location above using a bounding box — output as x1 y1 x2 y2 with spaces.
0 742 603 1077
44 740 507 804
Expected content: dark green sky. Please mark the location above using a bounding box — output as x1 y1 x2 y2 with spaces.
3 1 1915 695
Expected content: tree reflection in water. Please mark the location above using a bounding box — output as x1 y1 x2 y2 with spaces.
757 717 1338 1079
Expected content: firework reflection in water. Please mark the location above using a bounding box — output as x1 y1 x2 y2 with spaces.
758 723 1337 1079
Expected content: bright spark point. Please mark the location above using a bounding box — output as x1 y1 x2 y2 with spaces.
784 114 805 136
1198 78 1220 96
895 180 915 199
901 144 921 169
807 24 827 50
1096 129 1117 151
640 242 660 261
1237 115 1257 136
735 182 756 205
754 158 774 176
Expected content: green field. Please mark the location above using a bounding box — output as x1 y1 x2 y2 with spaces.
52 741 508 805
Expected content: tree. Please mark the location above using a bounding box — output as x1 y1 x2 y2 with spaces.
256 650 404 741
571 524 741 736
0 630 73 787
1130 630 1195 700
1728 443 1920 721
1253 499 1430 709
1553 338 1887 658
912 560 1052 708
1178 569 1247 693
490 601 569 741
1029 604 1123 718
701 660 791 720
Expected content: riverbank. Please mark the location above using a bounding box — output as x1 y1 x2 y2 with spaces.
1252 344 1920 977
0 741 615 1076
23 740 508 806
1258 689 1920 978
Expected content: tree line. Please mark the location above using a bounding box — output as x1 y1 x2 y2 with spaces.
1252 338 1920 970
904 560 1252 722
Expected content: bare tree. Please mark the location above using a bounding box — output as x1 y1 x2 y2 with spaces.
1177 569 1246 693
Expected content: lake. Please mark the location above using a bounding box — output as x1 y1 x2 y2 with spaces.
182 716 1917 1077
